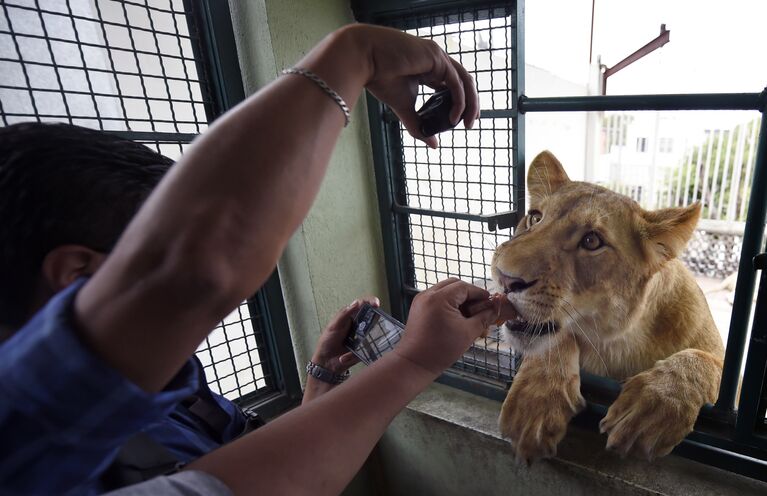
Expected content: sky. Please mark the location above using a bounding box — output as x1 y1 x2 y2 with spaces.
525 0 767 95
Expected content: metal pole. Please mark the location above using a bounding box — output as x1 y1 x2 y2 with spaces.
512 0 526 220
716 91 767 412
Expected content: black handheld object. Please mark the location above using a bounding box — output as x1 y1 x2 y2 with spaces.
417 88 458 137
346 303 404 365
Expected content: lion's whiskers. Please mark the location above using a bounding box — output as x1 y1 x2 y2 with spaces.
559 300 609 375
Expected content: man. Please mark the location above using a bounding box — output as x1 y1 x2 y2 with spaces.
0 23 493 495
0 122 370 494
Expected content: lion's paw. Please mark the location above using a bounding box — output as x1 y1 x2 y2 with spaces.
600 370 698 460
499 373 585 465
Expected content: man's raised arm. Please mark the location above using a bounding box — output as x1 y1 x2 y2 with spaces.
74 24 479 392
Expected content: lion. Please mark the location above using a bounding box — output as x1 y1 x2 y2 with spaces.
491 150 724 464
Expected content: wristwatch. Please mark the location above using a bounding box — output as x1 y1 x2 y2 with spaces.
306 361 350 385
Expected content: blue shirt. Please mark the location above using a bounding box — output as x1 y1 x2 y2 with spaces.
0 279 247 495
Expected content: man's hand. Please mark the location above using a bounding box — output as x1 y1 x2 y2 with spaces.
354 25 479 149
306 24 480 149
303 297 379 404
395 278 497 375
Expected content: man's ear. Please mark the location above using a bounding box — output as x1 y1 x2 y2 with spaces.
527 150 570 205
640 203 701 267
41 245 108 293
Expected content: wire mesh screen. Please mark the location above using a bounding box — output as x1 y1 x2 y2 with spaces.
0 0 276 402
0 0 209 132
197 301 274 401
383 4 520 384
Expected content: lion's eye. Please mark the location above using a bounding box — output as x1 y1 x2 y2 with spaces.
580 231 604 251
525 210 543 230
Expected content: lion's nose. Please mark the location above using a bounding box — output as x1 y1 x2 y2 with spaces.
499 274 538 293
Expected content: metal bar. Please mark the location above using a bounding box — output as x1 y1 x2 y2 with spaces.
602 24 670 95
513 0 525 220
735 250 767 440
252 270 302 406
353 0 512 24
716 105 767 413
709 131 724 216
691 130 707 203
516 92 764 113
143 1 180 133
716 128 736 218
33 0 74 126
740 119 760 221
1 3 193 40
102 130 198 142
368 95 411 321
436 369 508 402
0 29 196 62
0 84 209 106
1 2 40 122
393 203 519 230
673 439 767 483
727 124 748 220
184 0 247 121
0 56 203 84
603 24 669 78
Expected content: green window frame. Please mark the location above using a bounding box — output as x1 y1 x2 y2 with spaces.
354 0 767 481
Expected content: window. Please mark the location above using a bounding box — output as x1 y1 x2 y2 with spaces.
355 0 767 481
0 0 300 416
659 136 673 153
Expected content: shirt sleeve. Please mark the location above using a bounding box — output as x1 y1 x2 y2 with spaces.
105 471 233 496
0 278 199 495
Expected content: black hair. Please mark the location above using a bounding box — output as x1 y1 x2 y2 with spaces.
0 122 174 328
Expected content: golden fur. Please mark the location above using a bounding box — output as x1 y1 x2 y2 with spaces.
491 151 724 463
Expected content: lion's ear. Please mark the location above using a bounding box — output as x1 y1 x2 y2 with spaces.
640 203 701 264
527 151 570 204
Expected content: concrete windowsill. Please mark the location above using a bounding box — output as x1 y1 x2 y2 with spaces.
388 381 767 496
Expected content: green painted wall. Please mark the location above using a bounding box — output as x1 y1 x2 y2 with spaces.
227 0 389 382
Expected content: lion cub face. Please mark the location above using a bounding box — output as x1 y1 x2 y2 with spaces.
492 151 700 356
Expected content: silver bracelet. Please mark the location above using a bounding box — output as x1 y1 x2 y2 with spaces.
281 67 350 127
306 361 350 385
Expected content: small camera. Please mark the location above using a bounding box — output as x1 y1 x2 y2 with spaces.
417 88 458 137
346 303 404 365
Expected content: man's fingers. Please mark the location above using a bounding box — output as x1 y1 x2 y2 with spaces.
326 296 380 334
420 54 465 126
450 58 479 128
468 307 498 336
397 105 439 149
441 55 467 126
438 56 465 126
460 298 494 317
438 280 490 307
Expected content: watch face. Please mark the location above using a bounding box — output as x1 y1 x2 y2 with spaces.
347 304 404 365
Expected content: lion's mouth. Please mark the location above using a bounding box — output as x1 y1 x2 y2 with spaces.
504 317 559 335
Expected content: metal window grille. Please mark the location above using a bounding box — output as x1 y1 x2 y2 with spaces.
0 0 300 409
363 2 524 385
356 0 767 482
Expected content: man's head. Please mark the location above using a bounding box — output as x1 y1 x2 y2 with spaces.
0 122 173 332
